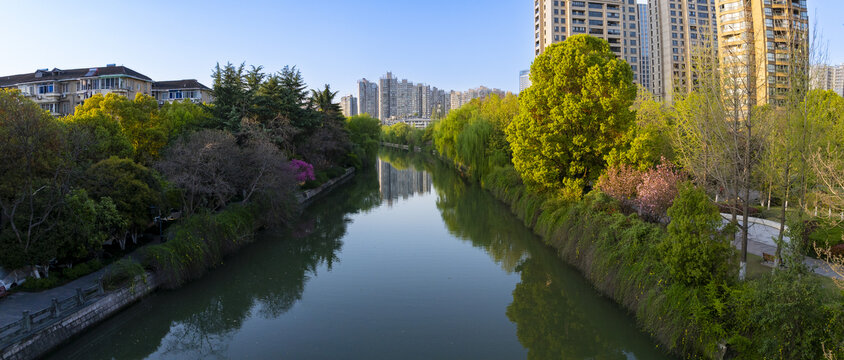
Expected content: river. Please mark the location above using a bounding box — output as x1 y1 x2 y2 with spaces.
47 150 672 360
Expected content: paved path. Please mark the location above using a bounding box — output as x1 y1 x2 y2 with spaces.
0 245 151 327
0 267 108 326
723 214 843 280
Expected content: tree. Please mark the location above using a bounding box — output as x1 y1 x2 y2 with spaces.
210 62 248 131
72 93 168 165
47 190 125 263
60 111 133 164
0 89 76 275
158 100 213 141
84 157 162 249
660 182 732 286
346 114 381 161
608 89 676 171
507 35 636 198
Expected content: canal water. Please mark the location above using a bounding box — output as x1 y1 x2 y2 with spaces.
48 150 671 360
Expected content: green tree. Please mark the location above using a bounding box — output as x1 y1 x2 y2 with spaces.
0 89 75 275
608 89 675 171
507 35 636 198
60 111 133 164
346 114 381 160
47 190 126 263
83 157 162 249
660 182 732 286
210 62 248 131
73 93 168 165
158 100 213 141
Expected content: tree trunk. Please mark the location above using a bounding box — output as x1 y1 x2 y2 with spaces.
776 166 790 266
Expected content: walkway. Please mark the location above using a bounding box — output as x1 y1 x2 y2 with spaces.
723 214 843 280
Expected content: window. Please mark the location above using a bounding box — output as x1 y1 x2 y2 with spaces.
589 19 603 26
588 2 603 9
588 11 602 17
37 83 53 94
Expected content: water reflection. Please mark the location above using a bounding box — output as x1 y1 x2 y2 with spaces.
378 157 432 206
49 152 670 360
378 150 672 360
46 167 382 360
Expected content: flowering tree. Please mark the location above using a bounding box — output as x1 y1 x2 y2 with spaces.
290 160 315 183
636 159 684 220
597 164 644 206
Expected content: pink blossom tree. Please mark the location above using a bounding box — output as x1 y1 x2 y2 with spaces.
636 159 684 220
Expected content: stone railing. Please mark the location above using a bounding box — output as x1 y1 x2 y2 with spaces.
0 280 104 349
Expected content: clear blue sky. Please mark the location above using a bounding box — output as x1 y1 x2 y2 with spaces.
0 0 841 98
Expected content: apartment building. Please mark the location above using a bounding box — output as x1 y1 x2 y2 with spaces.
340 95 358 117
519 69 532 92
812 63 844 97
379 72 398 121
450 86 507 110
357 78 379 118
648 0 719 103
715 0 809 106
0 65 152 116
534 0 643 83
151 79 213 104
637 3 652 93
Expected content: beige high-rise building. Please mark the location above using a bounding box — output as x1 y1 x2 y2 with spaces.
715 0 808 106
648 0 719 103
534 0 643 83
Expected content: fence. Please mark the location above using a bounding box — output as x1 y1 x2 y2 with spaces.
0 278 104 348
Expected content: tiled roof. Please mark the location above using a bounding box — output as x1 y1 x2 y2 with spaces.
0 66 152 87
152 79 211 91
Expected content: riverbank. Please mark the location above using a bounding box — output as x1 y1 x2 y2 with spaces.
379 143 842 359
0 168 356 360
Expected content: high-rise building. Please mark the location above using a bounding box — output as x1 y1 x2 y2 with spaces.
450 86 507 110
519 69 532 92
715 0 809 106
812 63 844 97
534 0 643 83
379 72 398 121
637 3 652 93
648 0 719 103
340 95 358 117
357 78 378 118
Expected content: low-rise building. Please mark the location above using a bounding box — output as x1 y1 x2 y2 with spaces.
151 79 213 104
0 64 153 116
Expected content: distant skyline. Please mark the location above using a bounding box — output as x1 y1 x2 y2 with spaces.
0 0 842 98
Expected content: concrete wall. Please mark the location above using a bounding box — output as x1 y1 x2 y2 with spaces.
0 274 158 360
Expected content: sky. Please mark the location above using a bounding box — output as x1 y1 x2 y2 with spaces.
0 0 842 98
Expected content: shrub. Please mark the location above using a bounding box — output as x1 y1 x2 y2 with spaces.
140 204 258 289
102 258 145 289
660 182 732 286
290 159 315 183
597 164 643 206
636 159 683 220
62 259 104 280
19 276 60 291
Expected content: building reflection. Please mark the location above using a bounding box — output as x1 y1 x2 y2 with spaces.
377 157 432 206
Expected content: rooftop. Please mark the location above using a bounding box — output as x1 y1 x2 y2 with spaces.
152 79 211 91
0 65 152 87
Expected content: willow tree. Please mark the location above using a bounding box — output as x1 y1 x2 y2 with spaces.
506 35 636 198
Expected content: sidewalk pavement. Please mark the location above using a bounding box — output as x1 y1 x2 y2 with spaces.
724 214 843 281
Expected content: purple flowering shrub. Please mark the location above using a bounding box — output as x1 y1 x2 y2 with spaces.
290 160 315 183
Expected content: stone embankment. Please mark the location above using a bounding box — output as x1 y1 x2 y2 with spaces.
0 168 355 360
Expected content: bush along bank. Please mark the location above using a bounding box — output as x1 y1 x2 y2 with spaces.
480 165 843 359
